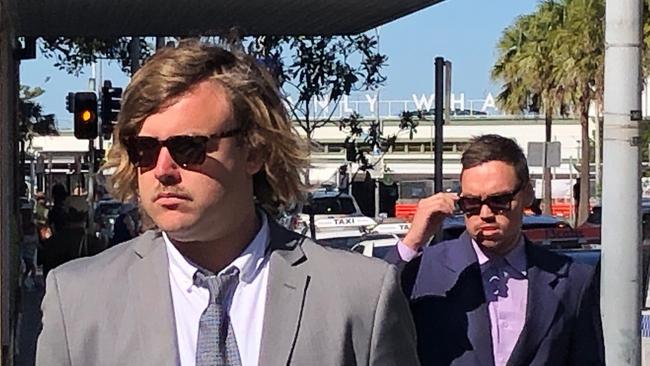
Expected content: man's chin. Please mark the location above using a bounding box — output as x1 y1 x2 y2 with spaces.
476 236 516 256
154 218 196 238
476 239 501 249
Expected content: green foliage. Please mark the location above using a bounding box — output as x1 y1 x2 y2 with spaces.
492 0 609 223
335 111 421 171
19 85 58 141
247 34 388 138
37 34 390 179
492 1 570 117
39 37 153 76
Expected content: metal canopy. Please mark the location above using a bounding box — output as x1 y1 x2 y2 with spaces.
11 0 443 37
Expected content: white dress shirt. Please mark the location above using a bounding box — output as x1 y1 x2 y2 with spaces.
165 213 270 366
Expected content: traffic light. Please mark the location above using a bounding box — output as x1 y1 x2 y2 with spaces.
73 92 98 140
101 80 123 140
65 92 75 113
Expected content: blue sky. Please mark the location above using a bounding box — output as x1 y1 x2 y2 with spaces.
20 0 538 129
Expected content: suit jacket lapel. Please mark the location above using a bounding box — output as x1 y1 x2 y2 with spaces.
421 232 494 366
454 233 495 366
467 300 495 366
508 243 564 366
258 222 310 366
128 231 179 364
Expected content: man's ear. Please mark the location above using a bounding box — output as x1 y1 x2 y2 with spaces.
245 147 265 176
523 182 535 207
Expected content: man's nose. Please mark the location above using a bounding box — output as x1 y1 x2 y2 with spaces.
479 202 495 219
153 147 181 185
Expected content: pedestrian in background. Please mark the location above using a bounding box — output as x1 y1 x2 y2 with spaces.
21 217 39 289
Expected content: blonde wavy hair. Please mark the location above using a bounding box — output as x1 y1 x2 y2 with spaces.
103 40 309 213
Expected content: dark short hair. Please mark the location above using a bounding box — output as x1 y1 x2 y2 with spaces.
460 134 529 186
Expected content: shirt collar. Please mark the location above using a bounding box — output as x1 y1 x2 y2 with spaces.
471 235 527 276
164 210 271 291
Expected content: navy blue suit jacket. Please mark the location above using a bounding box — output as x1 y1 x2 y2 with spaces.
385 232 604 366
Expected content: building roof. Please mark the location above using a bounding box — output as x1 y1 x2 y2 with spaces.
11 0 443 37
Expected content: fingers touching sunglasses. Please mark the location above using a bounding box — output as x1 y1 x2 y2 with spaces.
125 128 242 169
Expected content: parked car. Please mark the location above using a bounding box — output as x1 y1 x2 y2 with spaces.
577 199 650 245
293 188 377 239
351 233 401 258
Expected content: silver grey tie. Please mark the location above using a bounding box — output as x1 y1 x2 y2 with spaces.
193 267 242 366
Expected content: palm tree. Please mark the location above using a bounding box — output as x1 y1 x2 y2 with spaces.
492 2 566 215
492 14 535 111
553 0 604 225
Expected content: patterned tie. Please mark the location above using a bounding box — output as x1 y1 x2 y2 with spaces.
193 267 242 366
484 257 509 302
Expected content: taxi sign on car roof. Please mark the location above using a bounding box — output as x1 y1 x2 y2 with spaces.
315 216 377 229
371 222 411 235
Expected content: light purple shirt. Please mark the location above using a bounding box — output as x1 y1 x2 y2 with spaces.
396 237 528 366
472 237 527 366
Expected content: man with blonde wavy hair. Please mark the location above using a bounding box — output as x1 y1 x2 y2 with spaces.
37 41 418 366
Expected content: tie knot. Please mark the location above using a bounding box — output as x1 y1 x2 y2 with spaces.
194 266 240 305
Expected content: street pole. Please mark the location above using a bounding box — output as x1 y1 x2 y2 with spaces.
86 139 95 257
434 57 444 194
97 61 104 150
155 37 166 50
601 0 643 364
374 107 381 218
595 112 602 196
444 60 452 144
130 37 141 74
569 156 575 225
374 26 382 219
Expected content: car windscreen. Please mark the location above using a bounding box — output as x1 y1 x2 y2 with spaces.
303 196 356 215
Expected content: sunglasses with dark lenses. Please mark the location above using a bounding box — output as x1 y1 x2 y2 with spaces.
457 183 524 216
125 128 242 169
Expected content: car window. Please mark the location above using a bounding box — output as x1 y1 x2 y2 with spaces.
303 196 356 215
372 245 395 258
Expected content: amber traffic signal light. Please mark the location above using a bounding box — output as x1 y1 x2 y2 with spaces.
73 92 98 140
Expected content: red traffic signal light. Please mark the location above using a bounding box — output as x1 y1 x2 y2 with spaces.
73 92 98 140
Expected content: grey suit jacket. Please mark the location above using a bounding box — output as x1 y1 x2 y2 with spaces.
36 221 418 366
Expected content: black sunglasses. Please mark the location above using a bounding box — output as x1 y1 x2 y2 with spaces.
125 128 242 169
457 182 525 216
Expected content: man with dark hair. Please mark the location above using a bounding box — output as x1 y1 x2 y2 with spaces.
386 134 603 365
